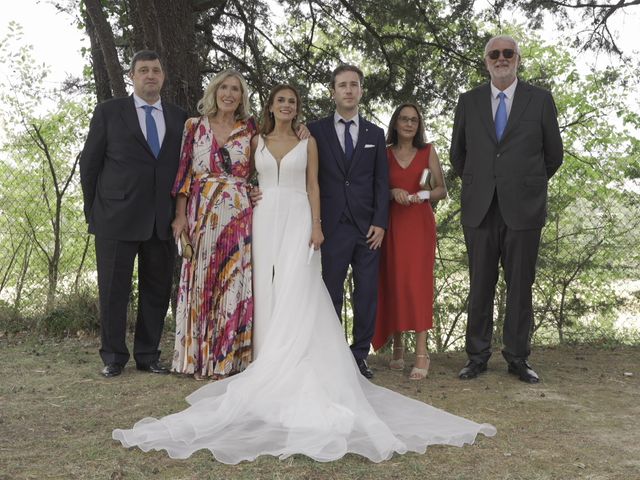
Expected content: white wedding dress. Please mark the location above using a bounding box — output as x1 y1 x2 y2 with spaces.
112 136 496 463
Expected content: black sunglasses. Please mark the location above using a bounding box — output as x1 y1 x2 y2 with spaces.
219 147 233 174
486 49 516 60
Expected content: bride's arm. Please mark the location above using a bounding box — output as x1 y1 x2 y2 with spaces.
248 135 262 205
306 137 324 250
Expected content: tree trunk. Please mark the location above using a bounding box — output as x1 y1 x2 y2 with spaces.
84 0 127 98
129 0 202 112
14 244 32 312
74 235 92 294
83 7 113 102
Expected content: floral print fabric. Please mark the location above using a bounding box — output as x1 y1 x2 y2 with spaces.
171 116 256 377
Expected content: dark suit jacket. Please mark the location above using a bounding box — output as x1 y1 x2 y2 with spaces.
450 80 563 230
308 114 389 237
80 96 187 241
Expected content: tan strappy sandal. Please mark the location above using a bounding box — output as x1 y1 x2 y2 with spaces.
409 353 430 380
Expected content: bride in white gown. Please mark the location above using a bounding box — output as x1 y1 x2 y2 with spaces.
112 85 496 464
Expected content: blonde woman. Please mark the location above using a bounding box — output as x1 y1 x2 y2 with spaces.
170 70 257 379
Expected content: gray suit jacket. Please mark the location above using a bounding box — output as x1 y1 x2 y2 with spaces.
450 80 563 230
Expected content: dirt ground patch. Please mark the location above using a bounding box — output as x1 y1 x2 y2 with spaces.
0 333 638 480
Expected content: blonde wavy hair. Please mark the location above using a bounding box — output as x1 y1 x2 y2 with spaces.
197 69 251 120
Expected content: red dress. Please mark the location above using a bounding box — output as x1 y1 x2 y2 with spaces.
373 145 436 350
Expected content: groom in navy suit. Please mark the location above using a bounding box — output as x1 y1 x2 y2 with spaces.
308 65 389 378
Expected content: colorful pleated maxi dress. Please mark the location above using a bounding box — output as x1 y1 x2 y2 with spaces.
170 115 256 378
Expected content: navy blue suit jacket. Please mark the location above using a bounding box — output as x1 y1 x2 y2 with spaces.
308 114 389 237
80 95 187 241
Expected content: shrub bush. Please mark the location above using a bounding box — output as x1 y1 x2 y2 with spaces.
39 290 100 337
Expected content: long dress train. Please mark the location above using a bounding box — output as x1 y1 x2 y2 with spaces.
112 136 496 463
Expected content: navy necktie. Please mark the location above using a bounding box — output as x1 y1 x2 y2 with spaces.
495 92 507 142
142 105 160 157
340 119 354 169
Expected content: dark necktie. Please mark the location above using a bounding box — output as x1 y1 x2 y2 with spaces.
340 119 354 169
495 92 507 142
142 105 160 157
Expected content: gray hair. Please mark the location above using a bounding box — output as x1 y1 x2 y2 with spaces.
484 35 520 56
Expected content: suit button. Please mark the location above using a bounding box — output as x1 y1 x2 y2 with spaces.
497 153 501 158
345 180 350 186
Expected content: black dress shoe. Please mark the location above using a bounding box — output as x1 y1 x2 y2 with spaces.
136 360 169 374
102 363 123 378
508 360 539 383
356 359 374 379
458 360 487 379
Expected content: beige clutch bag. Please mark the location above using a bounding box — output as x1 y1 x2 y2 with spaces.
178 231 193 260
419 168 434 190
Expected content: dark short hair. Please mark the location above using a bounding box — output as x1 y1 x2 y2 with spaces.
129 50 162 74
330 64 364 89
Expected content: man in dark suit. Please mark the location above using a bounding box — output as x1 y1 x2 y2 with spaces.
450 35 563 383
308 65 389 378
80 50 187 378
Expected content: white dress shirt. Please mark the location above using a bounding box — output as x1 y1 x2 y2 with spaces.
333 112 359 153
133 93 166 146
490 78 518 120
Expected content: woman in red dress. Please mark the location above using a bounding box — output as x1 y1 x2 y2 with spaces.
373 103 447 380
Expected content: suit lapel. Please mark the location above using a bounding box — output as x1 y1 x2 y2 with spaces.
501 81 532 142
321 115 347 175
158 101 174 159
474 84 497 143
121 95 154 157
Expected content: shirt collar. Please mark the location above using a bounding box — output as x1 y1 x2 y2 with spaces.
133 93 163 111
334 111 359 128
490 78 518 99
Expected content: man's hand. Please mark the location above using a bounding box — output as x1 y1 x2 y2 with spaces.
366 225 385 250
249 186 263 206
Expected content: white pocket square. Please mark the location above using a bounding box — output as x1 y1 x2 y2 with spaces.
364 144 375 148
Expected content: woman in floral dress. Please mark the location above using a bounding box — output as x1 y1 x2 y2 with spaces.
170 70 256 379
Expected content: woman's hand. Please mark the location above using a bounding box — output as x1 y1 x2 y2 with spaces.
171 214 188 243
310 224 324 250
248 186 263 206
391 188 412 206
296 123 311 140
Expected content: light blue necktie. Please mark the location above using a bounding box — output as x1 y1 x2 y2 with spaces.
495 92 507 142
142 105 160 157
340 119 354 169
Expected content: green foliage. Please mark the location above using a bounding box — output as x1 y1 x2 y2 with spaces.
0 23 94 314
37 289 100 337
0 300 34 333
2 3 639 348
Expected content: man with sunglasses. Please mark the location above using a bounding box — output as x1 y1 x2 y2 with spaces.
450 35 563 383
